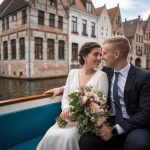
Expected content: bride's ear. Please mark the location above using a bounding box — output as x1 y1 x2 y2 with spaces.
83 56 86 61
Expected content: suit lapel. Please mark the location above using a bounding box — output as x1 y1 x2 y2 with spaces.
124 64 136 107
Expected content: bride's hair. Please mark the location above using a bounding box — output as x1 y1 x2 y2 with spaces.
79 42 101 65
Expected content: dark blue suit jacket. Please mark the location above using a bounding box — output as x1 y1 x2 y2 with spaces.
102 64 150 132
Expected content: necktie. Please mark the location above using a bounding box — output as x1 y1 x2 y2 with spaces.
113 72 123 123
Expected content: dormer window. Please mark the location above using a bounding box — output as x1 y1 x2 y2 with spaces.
86 2 92 13
49 0 56 7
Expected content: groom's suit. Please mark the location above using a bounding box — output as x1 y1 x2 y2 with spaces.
103 63 150 132
79 64 150 150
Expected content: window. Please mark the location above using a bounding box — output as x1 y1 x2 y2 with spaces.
35 37 43 59
11 39 16 59
49 13 55 27
49 0 56 6
113 31 116 36
47 39 54 59
141 36 143 43
82 19 87 35
71 16 77 33
22 9 27 24
72 43 78 62
136 34 138 42
6 17 9 30
2 19 5 31
3 41 8 60
58 40 65 59
86 2 92 12
12 13 17 22
136 45 137 51
58 16 63 29
19 38 25 59
38 10 44 25
91 22 95 37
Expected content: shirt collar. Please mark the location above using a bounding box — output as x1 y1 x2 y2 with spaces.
114 63 130 77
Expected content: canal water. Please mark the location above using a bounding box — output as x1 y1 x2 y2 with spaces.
0 77 67 101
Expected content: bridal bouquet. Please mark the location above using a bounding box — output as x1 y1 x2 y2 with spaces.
56 86 109 135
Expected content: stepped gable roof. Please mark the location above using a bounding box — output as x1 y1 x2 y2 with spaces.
108 6 118 25
123 18 139 37
61 0 97 16
96 5 104 15
0 0 28 19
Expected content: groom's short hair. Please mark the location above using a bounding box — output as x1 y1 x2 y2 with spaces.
103 36 131 58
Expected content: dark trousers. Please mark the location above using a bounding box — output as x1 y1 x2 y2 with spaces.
79 128 150 150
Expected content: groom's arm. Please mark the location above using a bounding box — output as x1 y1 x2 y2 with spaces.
44 86 65 98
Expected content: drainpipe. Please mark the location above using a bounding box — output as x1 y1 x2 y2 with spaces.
67 7 71 71
28 2 31 79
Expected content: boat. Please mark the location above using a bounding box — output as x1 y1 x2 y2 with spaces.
0 94 62 150
0 94 123 150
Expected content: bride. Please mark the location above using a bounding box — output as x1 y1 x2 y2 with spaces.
36 42 108 150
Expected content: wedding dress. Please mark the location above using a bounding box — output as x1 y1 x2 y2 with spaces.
36 69 108 150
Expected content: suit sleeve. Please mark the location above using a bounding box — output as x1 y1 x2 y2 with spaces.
120 73 150 132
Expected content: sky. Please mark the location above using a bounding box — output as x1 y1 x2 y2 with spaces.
92 0 150 21
0 0 150 21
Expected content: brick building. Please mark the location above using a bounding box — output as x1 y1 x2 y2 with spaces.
108 4 124 36
123 16 150 69
0 0 69 79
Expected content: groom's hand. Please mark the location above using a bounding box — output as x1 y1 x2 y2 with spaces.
98 124 113 141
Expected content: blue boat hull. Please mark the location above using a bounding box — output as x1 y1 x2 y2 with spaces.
0 101 61 150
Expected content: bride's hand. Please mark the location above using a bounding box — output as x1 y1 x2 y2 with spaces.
60 108 73 122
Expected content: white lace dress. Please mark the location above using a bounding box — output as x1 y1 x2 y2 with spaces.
36 69 108 150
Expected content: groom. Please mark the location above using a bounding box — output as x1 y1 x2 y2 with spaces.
79 36 150 150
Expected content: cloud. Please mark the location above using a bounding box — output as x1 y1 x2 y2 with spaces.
142 8 150 20
0 0 3 4
92 0 134 9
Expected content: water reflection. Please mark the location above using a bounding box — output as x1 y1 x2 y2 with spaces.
0 77 66 101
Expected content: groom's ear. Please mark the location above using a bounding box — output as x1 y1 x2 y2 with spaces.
115 50 120 59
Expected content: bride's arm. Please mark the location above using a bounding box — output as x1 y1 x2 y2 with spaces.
44 86 65 98
98 72 109 101
60 70 74 121
61 70 73 110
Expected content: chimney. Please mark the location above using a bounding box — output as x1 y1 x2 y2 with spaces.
125 18 127 22
138 15 140 19
69 0 75 5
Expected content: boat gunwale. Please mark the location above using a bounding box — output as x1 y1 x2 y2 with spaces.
0 93 57 106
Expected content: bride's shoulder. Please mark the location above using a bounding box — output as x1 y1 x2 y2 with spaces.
96 70 107 78
68 69 80 76
97 69 106 75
